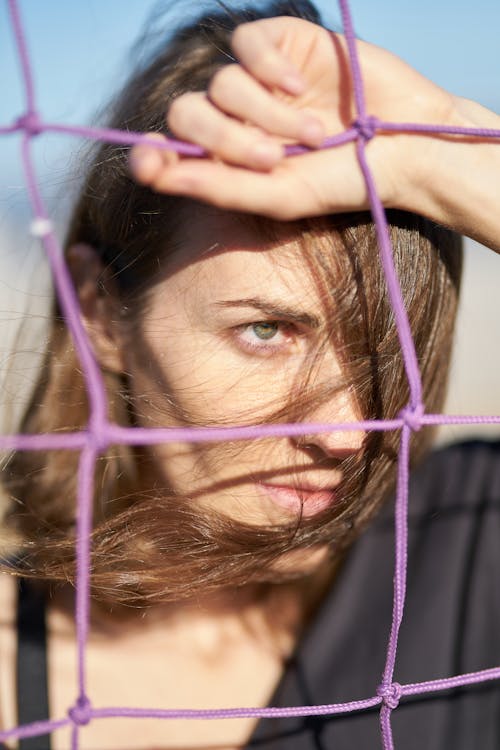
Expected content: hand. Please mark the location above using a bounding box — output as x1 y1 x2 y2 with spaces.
129 16 500 249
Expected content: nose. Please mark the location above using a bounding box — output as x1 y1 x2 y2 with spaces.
294 387 366 459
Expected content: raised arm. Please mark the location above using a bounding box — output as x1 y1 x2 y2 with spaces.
129 16 500 251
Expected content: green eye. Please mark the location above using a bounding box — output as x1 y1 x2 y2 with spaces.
252 322 279 340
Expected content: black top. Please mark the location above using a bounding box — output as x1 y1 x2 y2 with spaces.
6 440 500 749
249 439 500 748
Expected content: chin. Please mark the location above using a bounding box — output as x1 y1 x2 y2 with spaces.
271 544 331 577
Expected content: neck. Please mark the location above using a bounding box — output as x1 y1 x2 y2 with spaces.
50 560 336 650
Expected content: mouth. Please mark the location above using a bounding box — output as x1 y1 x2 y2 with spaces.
256 482 336 518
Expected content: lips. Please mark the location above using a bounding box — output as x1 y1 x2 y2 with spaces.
257 482 335 517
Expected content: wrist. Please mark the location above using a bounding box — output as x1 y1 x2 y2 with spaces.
398 96 500 250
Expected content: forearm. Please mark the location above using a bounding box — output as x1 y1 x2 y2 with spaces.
130 16 500 247
402 97 500 251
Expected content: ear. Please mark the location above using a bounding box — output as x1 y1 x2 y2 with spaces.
66 243 125 374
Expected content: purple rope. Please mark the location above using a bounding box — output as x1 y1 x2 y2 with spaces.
379 425 411 748
2 0 500 748
3 662 500 745
7 0 36 115
338 0 368 120
3 412 500 454
404 666 500 695
74 448 98 709
19 134 109 437
3 116 500 156
91 696 383 721
376 119 500 139
354 138 424 408
0 718 70 743
3 413 500 454
70 724 79 750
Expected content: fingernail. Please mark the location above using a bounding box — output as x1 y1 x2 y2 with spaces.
300 117 325 147
130 146 158 178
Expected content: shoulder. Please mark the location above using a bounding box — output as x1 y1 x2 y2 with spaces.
409 438 500 516
418 437 500 474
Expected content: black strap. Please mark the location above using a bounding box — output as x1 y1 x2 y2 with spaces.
16 580 51 750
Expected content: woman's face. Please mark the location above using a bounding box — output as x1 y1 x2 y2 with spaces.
123 208 365 527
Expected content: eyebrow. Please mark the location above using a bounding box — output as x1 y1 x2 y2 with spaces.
214 297 321 329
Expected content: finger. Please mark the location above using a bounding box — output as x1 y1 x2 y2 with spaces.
231 21 307 96
146 159 306 220
168 92 284 170
130 133 179 186
208 65 325 148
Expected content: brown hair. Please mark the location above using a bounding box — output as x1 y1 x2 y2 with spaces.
1 1 462 606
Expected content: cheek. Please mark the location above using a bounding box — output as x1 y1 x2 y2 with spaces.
123 340 292 488
143 436 290 501
129 330 302 428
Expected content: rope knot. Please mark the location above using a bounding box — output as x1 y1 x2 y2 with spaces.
68 696 92 726
14 111 43 137
30 217 53 238
377 681 402 710
86 427 110 455
352 115 379 142
399 403 424 432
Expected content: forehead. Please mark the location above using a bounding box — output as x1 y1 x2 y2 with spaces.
160 207 331 305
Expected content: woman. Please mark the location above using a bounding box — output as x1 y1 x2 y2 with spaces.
1 1 499 748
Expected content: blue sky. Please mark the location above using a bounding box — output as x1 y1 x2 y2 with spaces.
1 0 499 221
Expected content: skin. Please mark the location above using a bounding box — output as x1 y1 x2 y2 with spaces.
77 207 365 533
130 17 500 252
5 206 364 749
73 19 500 746
3 219 355 743
2 13 500 750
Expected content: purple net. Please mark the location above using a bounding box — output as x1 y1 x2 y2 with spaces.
1 0 500 748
